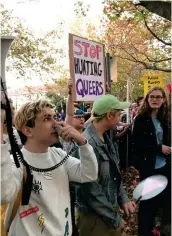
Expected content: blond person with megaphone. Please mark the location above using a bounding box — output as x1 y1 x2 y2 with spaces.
1 97 98 236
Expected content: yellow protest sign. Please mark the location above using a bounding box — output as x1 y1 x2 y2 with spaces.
142 74 164 96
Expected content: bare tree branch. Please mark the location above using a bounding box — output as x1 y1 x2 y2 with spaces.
117 47 171 72
148 58 171 63
130 42 171 63
135 1 171 21
118 55 171 72
119 46 139 62
117 56 138 64
144 19 171 46
144 65 171 73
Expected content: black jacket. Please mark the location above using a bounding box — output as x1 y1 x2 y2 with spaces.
131 114 170 179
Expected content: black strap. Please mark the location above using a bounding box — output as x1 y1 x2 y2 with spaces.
1 77 72 205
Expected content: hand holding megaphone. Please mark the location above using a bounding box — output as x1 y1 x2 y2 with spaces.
55 121 86 146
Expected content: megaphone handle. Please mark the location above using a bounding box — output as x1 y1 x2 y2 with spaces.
136 195 142 204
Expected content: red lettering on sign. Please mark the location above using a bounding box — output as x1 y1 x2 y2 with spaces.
74 40 82 56
96 45 101 60
20 206 39 218
90 45 96 59
73 39 102 60
82 42 90 57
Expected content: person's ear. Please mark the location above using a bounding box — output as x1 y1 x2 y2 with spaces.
106 112 112 120
21 126 33 138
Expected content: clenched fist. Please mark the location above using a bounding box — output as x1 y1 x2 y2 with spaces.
56 121 86 146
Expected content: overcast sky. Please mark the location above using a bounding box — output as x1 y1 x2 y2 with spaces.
2 0 104 90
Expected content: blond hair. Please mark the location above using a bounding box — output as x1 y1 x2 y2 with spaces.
91 109 119 122
14 99 54 131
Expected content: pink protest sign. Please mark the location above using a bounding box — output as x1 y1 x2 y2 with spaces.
69 34 106 102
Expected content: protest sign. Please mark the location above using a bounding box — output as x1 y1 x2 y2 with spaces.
141 72 164 96
69 34 106 101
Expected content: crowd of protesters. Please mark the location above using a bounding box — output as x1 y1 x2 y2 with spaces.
1 80 171 236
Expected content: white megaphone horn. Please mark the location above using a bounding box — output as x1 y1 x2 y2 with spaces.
1 36 15 94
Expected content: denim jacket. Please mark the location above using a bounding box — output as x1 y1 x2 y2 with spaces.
76 123 130 228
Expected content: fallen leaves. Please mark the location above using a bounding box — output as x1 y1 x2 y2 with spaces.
121 166 140 236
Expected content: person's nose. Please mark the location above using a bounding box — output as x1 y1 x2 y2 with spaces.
53 119 58 128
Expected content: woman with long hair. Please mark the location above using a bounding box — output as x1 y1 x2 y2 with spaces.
132 87 171 236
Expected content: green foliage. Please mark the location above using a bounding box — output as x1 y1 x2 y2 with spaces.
56 77 68 89
1 4 64 79
103 0 171 71
103 0 151 22
45 73 69 111
45 92 65 112
111 75 144 101
71 0 171 100
132 81 144 101
74 1 90 17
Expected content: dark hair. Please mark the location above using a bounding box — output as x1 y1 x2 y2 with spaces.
138 87 168 122
17 130 27 145
84 113 91 121
16 119 35 145
136 96 144 106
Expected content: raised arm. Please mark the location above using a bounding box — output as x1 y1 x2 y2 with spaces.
65 141 98 182
1 104 23 204
65 78 74 126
